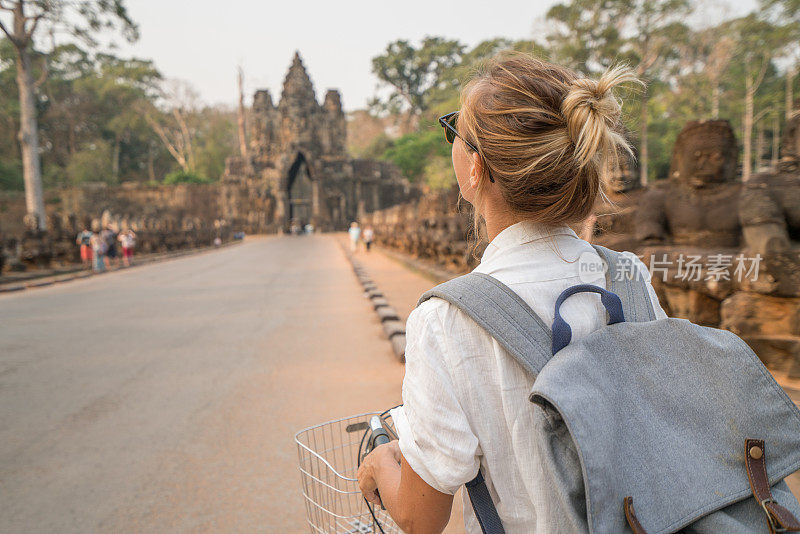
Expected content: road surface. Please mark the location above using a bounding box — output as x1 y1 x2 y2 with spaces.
0 235 407 532
2 234 796 532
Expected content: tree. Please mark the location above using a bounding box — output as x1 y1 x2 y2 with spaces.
0 38 21 184
760 0 800 117
673 24 736 120
86 53 160 182
381 130 451 184
424 37 521 118
236 66 247 157
31 44 160 185
546 0 692 186
370 37 465 129
0 0 137 229
192 105 236 181
624 1 692 186
706 36 737 119
727 15 790 181
546 0 628 74
144 80 200 173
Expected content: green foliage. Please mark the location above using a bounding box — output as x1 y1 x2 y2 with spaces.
381 129 452 184
546 0 627 73
65 140 114 185
0 160 23 191
37 44 165 185
0 36 234 189
424 156 457 191
370 37 466 117
163 170 210 185
192 107 236 182
366 4 800 186
359 133 395 160
368 37 551 188
0 39 20 171
35 0 140 48
761 0 800 22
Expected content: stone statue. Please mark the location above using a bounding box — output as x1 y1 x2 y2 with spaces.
628 120 743 325
739 114 800 297
607 151 640 194
636 119 741 248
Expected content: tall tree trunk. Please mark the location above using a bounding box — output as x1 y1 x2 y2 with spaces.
639 87 649 187
755 124 765 174
237 67 247 158
112 134 121 182
787 63 795 120
743 75 754 182
712 83 720 119
147 141 155 182
15 44 46 230
772 112 780 170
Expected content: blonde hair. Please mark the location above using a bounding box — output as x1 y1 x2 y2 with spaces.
457 51 641 241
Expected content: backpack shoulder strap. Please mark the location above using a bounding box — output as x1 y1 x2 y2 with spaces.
419 271 552 534
417 271 552 377
591 244 656 322
415 247 656 534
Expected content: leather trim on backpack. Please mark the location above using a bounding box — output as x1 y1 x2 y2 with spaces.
744 438 800 533
623 496 648 534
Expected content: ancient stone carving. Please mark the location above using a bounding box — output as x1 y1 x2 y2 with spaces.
636 120 741 248
222 51 411 232
739 114 800 297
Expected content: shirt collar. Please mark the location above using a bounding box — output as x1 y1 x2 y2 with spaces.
480 220 579 264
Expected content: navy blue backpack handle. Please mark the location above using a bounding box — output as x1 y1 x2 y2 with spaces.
551 284 625 354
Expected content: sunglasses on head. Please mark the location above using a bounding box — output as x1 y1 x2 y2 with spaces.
438 111 495 183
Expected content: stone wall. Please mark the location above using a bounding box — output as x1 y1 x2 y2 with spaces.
0 182 231 271
360 119 800 379
360 186 482 273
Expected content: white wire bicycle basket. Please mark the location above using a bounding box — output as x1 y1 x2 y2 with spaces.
295 411 401 533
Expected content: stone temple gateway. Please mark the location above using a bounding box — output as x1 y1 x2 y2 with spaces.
221 52 412 232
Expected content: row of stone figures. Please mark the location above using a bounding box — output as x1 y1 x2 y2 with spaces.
362 188 480 273
363 116 800 380
0 209 232 272
597 117 799 380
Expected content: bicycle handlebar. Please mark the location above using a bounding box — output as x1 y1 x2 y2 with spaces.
369 415 391 449
366 415 392 511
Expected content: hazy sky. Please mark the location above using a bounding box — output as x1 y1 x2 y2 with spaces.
115 0 758 112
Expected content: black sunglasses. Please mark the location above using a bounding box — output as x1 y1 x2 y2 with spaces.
438 111 495 183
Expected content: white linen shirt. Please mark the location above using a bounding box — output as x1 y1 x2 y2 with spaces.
390 220 667 533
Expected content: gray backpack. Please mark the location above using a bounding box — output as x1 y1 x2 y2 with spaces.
418 243 800 534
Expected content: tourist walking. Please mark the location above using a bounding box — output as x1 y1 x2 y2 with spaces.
89 231 107 273
103 226 118 269
362 225 374 252
348 221 361 252
75 226 93 269
118 229 136 267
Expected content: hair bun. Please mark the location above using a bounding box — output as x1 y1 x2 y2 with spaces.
561 65 642 170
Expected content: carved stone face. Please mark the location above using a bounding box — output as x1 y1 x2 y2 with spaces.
669 120 738 188
608 151 639 193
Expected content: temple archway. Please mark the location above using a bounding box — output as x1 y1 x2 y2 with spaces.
286 152 314 229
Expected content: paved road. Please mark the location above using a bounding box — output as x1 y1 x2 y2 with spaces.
3 235 796 533
0 235 405 533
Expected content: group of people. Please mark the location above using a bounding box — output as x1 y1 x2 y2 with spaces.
76 226 137 272
347 222 374 252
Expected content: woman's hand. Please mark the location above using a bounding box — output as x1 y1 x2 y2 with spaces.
357 440 454 533
357 440 401 505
